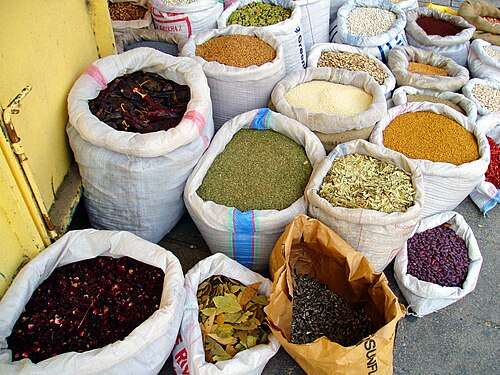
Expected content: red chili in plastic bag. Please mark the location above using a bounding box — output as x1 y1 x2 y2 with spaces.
485 136 500 189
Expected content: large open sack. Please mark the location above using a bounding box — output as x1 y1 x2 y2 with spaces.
467 39 500 82
458 0 500 46
266 215 406 375
183 108 326 273
462 78 500 116
0 229 185 375
115 28 187 55
394 211 483 317
67 47 213 243
172 253 280 375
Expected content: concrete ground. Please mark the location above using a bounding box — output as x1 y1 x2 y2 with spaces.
154 197 499 375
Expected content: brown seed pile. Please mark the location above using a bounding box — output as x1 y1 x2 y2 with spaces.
406 94 466 115
108 1 147 21
471 84 500 113
407 62 449 76
196 35 276 68
317 51 389 85
383 112 480 165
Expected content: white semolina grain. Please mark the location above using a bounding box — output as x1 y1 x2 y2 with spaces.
284 81 373 116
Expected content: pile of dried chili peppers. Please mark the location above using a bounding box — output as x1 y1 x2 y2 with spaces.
485 136 500 189
89 71 190 133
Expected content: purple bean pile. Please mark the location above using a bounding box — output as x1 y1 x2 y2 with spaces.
407 224 470 288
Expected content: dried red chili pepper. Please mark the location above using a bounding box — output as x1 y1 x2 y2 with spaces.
485 136 500 189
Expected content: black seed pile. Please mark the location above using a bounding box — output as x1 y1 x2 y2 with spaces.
407 224 470 287
290 274 375 346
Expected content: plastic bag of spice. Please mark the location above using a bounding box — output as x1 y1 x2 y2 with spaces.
458 0 500 46
0 229 185 374
172 253 280 375
109 0 153 36
305 139 424 272
271 67 387 152
218 0 306 74
149 0 223 38
392 86 478 121
388 45 470 92
393 211 483 317
462 78 500 115
265 214 406 375
404 7 475 67
115 28 187 55
468 39 500 82
370 102 490 218
179 25 286 131
183 108 326 273
330 0 408 63
307 43 396 99
67 47 213 243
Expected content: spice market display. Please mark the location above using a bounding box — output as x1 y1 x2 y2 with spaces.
1 0 499 374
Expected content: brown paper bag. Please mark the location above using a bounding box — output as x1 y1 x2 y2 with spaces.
265 214 405 375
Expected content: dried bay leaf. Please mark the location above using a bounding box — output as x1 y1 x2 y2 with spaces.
251 294 268 306
226 344 238 357
208 333 238 346
239 282 261 307
201 307 218 316
247 333 258 349
213 294 242 314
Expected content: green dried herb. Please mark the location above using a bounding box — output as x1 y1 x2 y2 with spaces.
197 275 270 363
197 129 312 211
227 2 292 27
319 153 415 213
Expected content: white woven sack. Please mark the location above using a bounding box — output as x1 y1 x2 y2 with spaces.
306 139 424 272
183 108 326 273
0 229 185 375
468 39 500 83
470 113 500 215
179 25 286 132
172 253 280 375
388 46 470 92
149 0 223 38
218 0 306 74
462 78 500 116
294 0 330 55
307 42 397 98
392 86 478 122
110 0 153 33
115 28 187 55
331 0 408 63
405 7 475 67
67 47 214 243
370 102 490 218
394 211 483 317
392 0 418 12
271 67 387 150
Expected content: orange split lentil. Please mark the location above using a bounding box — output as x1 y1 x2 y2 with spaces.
383 112 479 165
407 62 449 76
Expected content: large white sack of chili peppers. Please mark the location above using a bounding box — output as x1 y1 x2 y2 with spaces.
149 0 223 38
0 229 185 375
470 113 500 215
67 47 213 243
172 253 280 375
180 25 286 131
394 211 483 317
218 0 306 74
468 39 500 83
184 108 326 273
370 102 490 218
306 139 424 272
330 0 408 63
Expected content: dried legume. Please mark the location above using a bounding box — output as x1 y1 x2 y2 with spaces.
480 15 500 24
347 7 396 37
484 46 500 61
471 84 500 113
108 1 147 21
416 17 463 37
383 112 480 165
485 136 500 188
319 153 415 213
291 274 375 346
197 129 312 211
196 35 276 68
284 81 373 116
317 51 388 85
227 2 291 27
407 62 449 76
407 224 470 288
406 94 465 114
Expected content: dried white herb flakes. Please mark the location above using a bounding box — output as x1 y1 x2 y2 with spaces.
319 153 415 213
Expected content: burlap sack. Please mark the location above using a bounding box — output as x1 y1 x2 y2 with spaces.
458 0 500 46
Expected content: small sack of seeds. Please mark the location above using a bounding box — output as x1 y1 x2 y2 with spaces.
266 215 405 375
172 253 280 375
388 46 470 92
405 7 475 66
306 139 424 271
467 39 500 83
108 0 152 36
394 211 483 317
0 230 185 374
462 78 500 115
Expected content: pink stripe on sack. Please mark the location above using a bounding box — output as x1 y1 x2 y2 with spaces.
85 65 108 90
202 134 210 150
183 110 205 135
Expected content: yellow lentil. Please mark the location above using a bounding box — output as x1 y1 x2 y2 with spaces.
407 62 449 77
383 112 479 165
